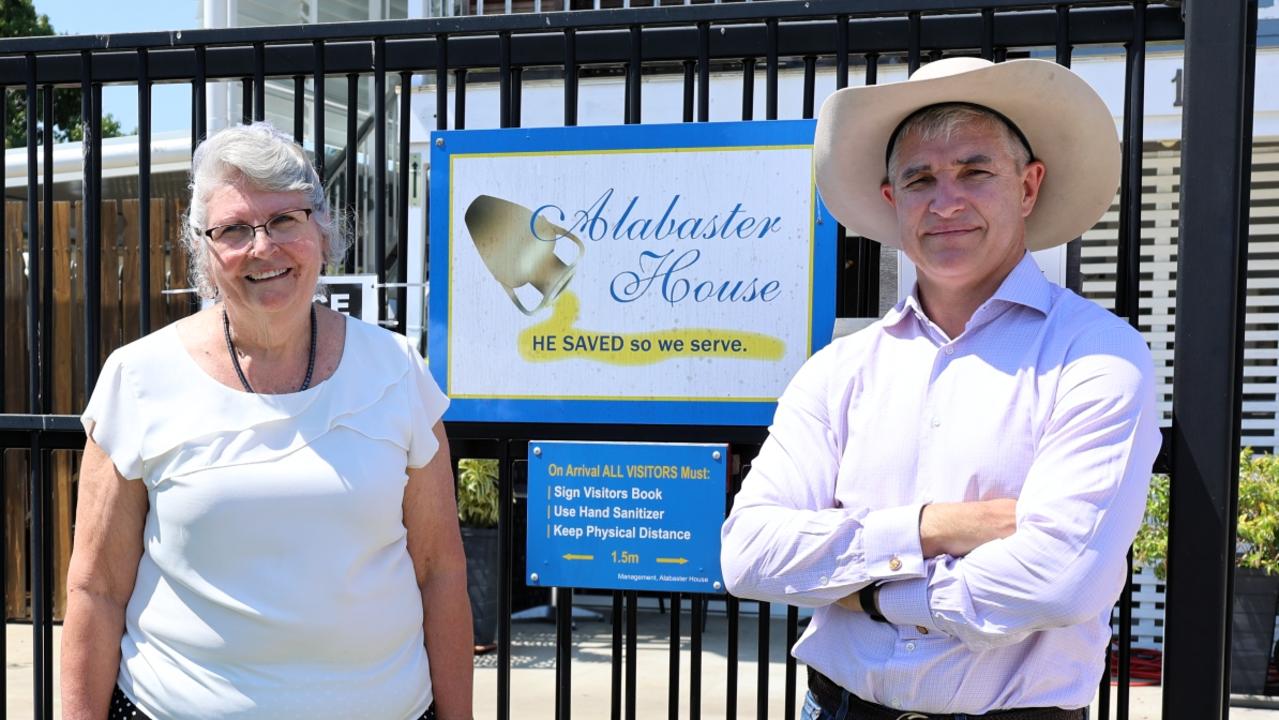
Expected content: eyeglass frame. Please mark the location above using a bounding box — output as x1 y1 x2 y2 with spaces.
202 208 315 250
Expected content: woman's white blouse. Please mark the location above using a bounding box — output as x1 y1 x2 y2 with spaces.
81 315 449 720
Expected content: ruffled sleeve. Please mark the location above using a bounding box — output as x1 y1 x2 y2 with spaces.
405 338 449 468
81 349 145 480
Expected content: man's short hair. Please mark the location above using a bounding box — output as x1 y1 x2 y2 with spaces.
886 103 1034 180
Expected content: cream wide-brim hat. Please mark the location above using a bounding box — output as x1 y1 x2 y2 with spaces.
814 57 1120 251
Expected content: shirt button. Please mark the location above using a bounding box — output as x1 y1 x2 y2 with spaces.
944 346 954 355
916 626 929 634
905 642 916 652
931 417 941 428
888 557 902 571
819 575 829 586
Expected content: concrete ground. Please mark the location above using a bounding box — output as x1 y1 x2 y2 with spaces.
9 610 1279 719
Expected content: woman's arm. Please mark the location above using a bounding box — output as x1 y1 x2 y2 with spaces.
61 438 148 720
404 421 474 720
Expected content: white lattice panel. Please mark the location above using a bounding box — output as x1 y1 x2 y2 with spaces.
1080 141 1279 452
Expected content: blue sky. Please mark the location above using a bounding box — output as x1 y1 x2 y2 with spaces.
34 0 201 135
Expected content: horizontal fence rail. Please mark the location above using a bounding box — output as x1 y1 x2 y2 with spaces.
0 1 1262 719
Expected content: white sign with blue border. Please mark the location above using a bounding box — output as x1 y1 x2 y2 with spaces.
526 440 727 594
429 120 836 426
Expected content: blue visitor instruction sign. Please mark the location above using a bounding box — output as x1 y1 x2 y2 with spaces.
526 440 728 594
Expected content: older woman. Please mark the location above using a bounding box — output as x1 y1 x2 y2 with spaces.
60 122 472 720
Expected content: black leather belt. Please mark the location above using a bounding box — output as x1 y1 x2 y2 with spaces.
807 668 1085 720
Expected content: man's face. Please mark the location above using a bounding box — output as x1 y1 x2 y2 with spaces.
880 119 1045 295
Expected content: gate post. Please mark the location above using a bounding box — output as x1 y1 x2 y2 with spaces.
1165 0 1258 717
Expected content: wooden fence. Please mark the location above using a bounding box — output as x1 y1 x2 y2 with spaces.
2 198 195 621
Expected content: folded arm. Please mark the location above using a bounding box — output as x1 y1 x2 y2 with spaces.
872 341 1160 650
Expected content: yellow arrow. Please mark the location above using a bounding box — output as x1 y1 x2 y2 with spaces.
563 553 594 561
656 557 688 565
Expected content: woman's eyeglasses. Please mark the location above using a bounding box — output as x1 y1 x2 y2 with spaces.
203 208 314 251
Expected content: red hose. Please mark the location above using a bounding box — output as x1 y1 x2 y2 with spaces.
1108 644 1162 686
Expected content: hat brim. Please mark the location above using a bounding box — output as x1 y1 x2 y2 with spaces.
814 59 1120 251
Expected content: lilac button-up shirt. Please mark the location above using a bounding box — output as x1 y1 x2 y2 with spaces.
721 253 1160 713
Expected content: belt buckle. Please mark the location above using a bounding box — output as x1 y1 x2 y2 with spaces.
894 714 931 720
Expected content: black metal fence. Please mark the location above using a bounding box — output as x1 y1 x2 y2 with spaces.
0 1 1261 718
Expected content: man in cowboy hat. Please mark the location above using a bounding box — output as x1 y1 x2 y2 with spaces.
721 57 1160 719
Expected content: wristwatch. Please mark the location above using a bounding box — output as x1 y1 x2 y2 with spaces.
859 583 888 623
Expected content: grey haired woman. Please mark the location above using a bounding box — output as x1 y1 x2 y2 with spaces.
60 122 473 719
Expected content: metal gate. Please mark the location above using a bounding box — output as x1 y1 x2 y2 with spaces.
0 1 1260 718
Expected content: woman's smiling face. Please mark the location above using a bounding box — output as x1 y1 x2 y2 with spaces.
203 183 322 320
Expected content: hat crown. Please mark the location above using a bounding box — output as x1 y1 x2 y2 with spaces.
910 57 995 82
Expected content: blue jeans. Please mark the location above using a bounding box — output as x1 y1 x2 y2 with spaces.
800 691 1088 720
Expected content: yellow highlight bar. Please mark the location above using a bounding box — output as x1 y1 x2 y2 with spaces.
518 292 785 366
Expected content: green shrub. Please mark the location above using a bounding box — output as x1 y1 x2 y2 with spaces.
1133 449 1279 580
457 458 500 528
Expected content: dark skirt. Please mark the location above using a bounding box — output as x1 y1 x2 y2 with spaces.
110 685 438 719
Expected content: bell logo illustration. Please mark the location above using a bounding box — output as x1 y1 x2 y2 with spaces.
465 195 585 315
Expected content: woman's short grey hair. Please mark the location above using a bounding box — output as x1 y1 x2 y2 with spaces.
886 103 1033 180
182 122 351 300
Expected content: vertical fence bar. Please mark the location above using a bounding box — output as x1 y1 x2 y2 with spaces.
24 58 38 415
193 45 206 152
313 41 326 176
627 26 642 123
834 18 850 317
668 592 681 720
757 602 770 720
92 81 104 357
801 56 815 119
682 60 695 122
41 86 53 411
396 70 411 337
764 18 778 120
511 67 523 127
727 595 739 719
455 68 468 129
741 58 755 121
374 37 387 324
253 42 266 122
0 87 6 411
29 430 50 716
784 606 799 720
499 32 512 128
612 591 623 720
241 78 252 125
564 30 578 126
854 53 880 317
436 34 449 130
25 54 48 719
555 587 573 720
625 590 638 720
82 51 101 398
908 12 921 74
981 9 995 60
697 22 710 122
139 49 152 334
497 442 513 720
1164 0 1258 717
1113 6 1146 715
1055 6 1083 296
293 75 305 143
344 73 358 272
690 595 704 720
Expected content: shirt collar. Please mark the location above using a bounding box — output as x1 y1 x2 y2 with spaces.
882 251 1054 329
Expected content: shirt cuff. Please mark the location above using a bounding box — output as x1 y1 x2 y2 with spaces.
877 576 941 633
860 503 926 581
